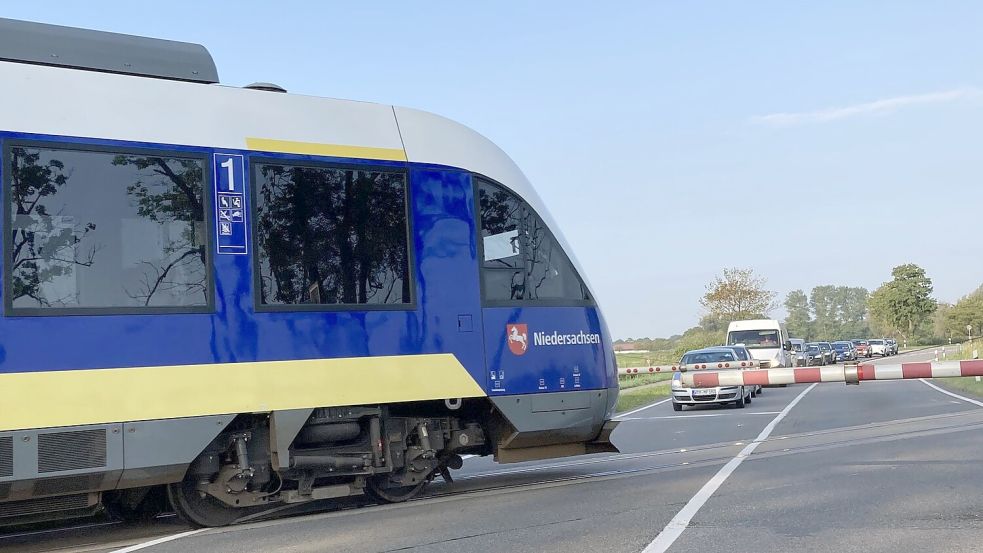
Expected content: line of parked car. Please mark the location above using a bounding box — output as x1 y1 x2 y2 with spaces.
669 336 902 411
789 338 899 367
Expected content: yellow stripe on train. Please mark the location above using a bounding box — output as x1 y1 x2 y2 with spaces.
0 354 485 432
245 137 408 161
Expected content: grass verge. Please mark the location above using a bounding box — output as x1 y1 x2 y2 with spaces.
933 377 983 398
615 381 671 413
929 339 983 399
618 373 672 390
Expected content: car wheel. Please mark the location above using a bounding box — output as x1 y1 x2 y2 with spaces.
672 401 682 412
756 386 763 395
746 390 752 403
734 390 746 408
750 387 757 398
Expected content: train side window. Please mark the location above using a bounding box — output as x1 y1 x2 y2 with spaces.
5 144 209 312
477 178 590 304
253 162 411 307
478 183 524 301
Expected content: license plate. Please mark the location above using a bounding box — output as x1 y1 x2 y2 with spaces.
694 389 715 396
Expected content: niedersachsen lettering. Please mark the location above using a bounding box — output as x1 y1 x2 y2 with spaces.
533 330 601 346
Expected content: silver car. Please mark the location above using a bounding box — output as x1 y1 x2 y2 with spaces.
885 339 899 355
671 347 753 411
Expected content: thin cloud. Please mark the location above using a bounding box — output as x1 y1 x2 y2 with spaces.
753 88 981 126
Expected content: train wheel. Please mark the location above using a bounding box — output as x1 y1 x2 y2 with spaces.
167 478 244 528
364 475 427 503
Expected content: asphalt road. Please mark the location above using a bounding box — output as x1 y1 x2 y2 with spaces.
4 347 982 553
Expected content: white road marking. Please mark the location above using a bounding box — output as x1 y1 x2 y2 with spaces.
108 530 204 553
920 379 983 408
640 383 817 553
618 411 780 421
616 398 672 419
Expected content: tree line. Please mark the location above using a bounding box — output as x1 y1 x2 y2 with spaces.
617 264 983 352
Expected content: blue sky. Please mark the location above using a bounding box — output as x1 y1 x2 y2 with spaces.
6 2 983 338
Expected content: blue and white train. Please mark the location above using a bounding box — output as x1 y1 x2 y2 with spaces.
0 18 618 526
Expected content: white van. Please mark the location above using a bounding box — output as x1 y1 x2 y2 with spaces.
726 319 792 369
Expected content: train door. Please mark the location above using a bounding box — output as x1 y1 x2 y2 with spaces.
409 168 488 387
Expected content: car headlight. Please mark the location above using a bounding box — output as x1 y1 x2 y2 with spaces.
671 378 681 389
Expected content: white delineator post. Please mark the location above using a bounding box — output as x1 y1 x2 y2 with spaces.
679 360 983 388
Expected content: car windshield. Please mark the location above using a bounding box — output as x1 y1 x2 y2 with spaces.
681 351 736 364
870 339 885 345
853 340 868 345
727 329 781 349
833 343 849 350
725 348 750 360
792 342 804 351
806 345 820 353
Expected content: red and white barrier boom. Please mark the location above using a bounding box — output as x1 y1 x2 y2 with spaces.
679 360 983 388
618 360 760 376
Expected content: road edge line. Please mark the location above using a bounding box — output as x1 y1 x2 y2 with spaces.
616 397 672 419
109 529 204 553
640 383 817 553
920 378 983 408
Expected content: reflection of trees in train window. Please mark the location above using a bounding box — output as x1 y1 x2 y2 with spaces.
479 184 524 300
254 163 410 306
477 178 589 303
8 146 207 310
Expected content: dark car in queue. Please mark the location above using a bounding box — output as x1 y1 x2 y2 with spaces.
671 347 753 411
817 341 836 365
831 341 856 362
803 344 824 366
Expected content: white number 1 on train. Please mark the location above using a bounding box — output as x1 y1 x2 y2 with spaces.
221 158 235 191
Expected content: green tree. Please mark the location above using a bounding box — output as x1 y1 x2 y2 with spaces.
837 286 870 339
783 289 812 339
945 285 983 341
810 285 838 340
671 325 726 361
932 302 953 342
700 267 776 322
868 264 937 342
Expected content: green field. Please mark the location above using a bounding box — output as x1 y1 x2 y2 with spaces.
615 351 677 368
615 381 671 413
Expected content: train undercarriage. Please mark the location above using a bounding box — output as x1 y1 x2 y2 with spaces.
0 389 618 528
148 402 488 527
